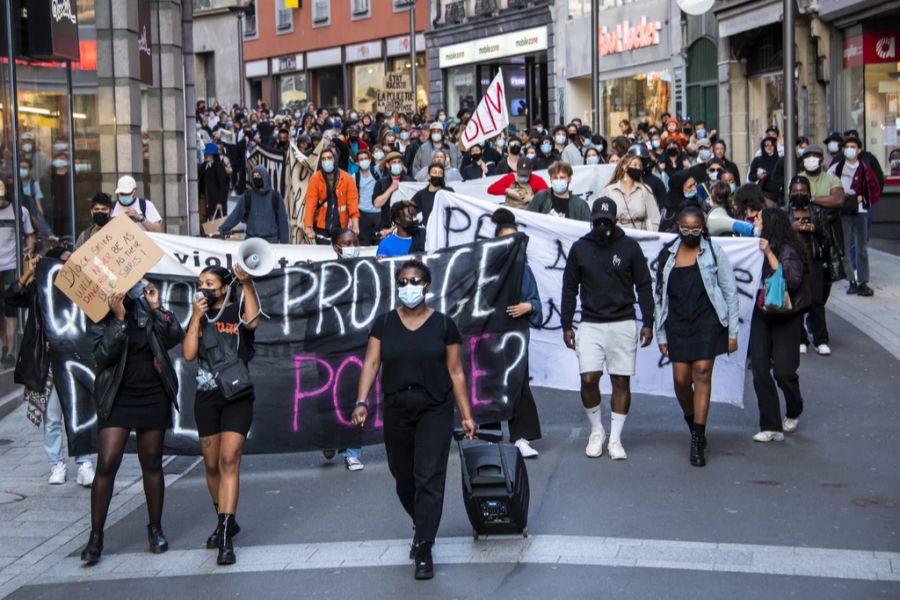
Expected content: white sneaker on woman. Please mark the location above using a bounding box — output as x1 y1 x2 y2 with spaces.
344 456 364 471
515 439 539 458
48 462 67 485
76 462 95 487
815 344 832 356
752 431 785 442
782 417 800 433
585 428 606 458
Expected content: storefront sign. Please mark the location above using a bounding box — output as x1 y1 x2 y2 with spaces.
137 0 153 85
386 33 426 57
25 0 81 61
599 16 662 56
245 59 269 78
378 72 415 114
843 31 900 67
438 26 548 69
273 54 304 74
306 47 342 69
345 41 382 63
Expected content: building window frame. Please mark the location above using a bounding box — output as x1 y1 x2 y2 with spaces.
242 1 259 40
350 0 371 20
276 0 294 34
312 0 332 27
393 0 413 14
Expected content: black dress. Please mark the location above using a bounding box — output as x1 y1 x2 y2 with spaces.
99 317 172 430
664 262 728 362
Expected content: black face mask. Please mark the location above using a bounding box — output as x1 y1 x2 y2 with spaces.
592 221 613 245
92 212 110 227
568 132 577 141
508 145 521 156
666 147 679 157
199 288 219 305
680 233 702 248
626 167 643 181
252 177 264 190
790 193 811 209
429 176 445 187
470 153 482 161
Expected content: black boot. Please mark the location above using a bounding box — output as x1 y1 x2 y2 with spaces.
217 514 237 565
207 503 241 549
80 529 103 565
683 414 695 433
690 431 706 467
147 524 169 554
413 541 433 580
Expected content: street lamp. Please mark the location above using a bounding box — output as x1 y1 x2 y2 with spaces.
228 3 252 108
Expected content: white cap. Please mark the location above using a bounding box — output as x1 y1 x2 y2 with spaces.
429 122 443 131
115 175 137 195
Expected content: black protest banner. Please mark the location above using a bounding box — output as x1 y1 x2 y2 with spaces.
38 236 529 456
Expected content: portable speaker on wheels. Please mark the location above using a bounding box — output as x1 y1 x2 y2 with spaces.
453 429 530 539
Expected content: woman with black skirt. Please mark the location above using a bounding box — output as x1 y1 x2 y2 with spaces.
182 264 260 566
353 259 477 580
655 204 739 466
82 281 185 565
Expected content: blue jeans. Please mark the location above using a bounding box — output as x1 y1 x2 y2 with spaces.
842 213 869 285
44 386 92 465
344 448 362 459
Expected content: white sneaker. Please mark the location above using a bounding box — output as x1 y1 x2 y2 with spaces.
585 428 606 458
48 462 67 485
752 431 785 442
345 456 364 472
799 344 808 354
782 417 800 433
607 439 627 460
815 344 832 356
76 462 95 487
515 439 539 458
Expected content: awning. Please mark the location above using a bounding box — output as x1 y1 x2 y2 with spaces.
717 1 782 38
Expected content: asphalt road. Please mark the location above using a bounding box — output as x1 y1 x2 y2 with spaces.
9 313 900 599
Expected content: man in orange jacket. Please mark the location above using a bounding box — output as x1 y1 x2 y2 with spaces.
304 147 360 244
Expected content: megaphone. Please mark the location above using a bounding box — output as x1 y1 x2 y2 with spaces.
236 237 275 277
707 206 758 237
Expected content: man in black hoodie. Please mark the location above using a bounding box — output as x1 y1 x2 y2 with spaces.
562 198 654 461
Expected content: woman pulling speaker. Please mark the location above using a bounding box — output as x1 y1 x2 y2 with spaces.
182 263 261 565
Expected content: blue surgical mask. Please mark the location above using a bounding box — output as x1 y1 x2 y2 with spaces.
19 168 29 179
585 155 600 165
321 160 335 173
540 142 552 154
400 131 410 141
696 129 706 139
398 284 425 308
390 163 404 176
358 159 371 170
551 178 569 194
729 183 737 193
495 138 506 148
651 140 660 149
684 190 697 199
373 151 385 161
698 149 712 161
118 194 135 206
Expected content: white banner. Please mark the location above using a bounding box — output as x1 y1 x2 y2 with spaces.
425 191 764 406
461 70 509 150
397 164 617 206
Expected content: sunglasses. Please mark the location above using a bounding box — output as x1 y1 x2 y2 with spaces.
397 277 426 287
679 227 704 236
708 169 722 174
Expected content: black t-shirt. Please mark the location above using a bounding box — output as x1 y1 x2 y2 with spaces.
551 193 569 216
197 301 255 392
118 317 165 402
412 186 455 226
370 310 462 405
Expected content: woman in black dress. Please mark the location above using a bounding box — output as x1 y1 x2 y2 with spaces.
352 259 477 580
82 281 185 565
655 204 739 466
182 264 261 566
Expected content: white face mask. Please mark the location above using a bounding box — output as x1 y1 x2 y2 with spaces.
358 159 371 171
585 155 600 165
398 284 425 308
843 147 858 160
803 156 821 172
341 245 360 259
554 134 566 145
431 132 442 143
551 178 569 194
373 151 385 161
729 182 737 193
827 141 840 154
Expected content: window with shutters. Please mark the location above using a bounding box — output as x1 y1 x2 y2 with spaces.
313 0 331 26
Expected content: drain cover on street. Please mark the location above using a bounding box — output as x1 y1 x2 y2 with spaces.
0 491 26 504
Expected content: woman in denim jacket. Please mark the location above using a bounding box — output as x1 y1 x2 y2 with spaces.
654 204 739 467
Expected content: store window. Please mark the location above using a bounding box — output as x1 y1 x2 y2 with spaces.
389 55 427 113
861 63 900 181
351 63 385 114
279 73 308 108
601 71 671 135
748 71 783 144
445 66 476 119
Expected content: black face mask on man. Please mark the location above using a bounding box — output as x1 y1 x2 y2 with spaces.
592 219 613 245
790 193 811 209
252 177 264 190
92 212 110 227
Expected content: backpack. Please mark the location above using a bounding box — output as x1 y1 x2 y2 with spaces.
242 189 280 221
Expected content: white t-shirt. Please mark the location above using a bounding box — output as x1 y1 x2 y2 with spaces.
0 204 35 271
111 198 162 231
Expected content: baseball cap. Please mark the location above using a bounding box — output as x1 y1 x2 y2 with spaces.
576 125 592 138
804 144 825 156
516 157 535 177
429 122 443 131
115 175 137 195
591 197 617 222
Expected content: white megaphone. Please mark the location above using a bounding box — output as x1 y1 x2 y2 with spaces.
707 206 758 237
236 237 276 277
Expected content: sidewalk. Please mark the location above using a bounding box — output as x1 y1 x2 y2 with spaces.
0 404 197 598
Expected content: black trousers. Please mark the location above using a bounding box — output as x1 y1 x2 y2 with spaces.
482 378 542 442
358 212 381 246
800 261 831 346
382 390 453 545
750 309 804 432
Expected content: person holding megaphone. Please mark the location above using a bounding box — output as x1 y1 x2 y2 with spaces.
182 262 261 566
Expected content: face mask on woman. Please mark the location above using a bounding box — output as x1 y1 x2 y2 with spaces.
680 228 702 248
400 131 410 141
540 142 552 154
554 134 566 145
651 140 660 149
341 246 360 259
586 155 600 165
508 144 521 156
398 284 425 308
729 182 737 194
373 150 385 161
551 178 569 195
684 189 697 199
698 149 712 161
827 141 840 154
495 138 506 148
626 167 643 181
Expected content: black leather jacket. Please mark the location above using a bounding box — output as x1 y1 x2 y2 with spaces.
4 279 49 392
89 307 185 421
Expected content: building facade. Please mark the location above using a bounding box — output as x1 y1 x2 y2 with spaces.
241 0 429 113
192 0 244 108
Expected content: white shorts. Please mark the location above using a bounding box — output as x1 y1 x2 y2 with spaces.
575 320 639 376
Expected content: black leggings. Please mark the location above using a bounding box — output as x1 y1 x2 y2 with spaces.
750 309 804 432
91 427 165 532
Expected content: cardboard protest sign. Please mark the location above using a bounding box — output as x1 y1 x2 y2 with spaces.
378 72 415 114
53 215 164 322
